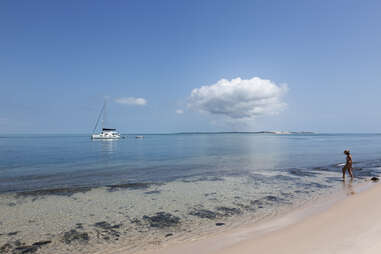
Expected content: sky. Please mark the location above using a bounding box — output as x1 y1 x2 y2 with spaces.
1 0 380 134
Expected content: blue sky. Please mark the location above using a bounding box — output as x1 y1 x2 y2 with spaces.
1 0 380 133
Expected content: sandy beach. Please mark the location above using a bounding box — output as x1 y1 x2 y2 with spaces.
118 180 381 254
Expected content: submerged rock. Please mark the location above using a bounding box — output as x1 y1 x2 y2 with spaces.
94 221 121 240
94 221 121 230
215 207 241 216
0 240 49 254
14 240 23 247
130 218 142 225
143 212 180 228
264 195 280 202
189 209 217 219
0 243 12 253
13 245 39 254
63 229 89 244
32 240 51 247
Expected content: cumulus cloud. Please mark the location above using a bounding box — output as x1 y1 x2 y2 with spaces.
115 97 147 106
188 77 287 119
176 109 184 114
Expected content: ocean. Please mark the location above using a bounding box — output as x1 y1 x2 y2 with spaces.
1 133 381 253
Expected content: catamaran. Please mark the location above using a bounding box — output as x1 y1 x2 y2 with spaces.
91 100 121 139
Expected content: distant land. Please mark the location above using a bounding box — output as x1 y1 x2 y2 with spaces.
173 131 315 135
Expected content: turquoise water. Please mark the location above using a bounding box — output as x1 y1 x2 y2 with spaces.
1 133 381 193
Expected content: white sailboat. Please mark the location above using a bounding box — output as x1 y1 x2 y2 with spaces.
91 100 121 139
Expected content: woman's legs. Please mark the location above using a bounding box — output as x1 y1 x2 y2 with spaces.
348 168 354 178
342 167 347 179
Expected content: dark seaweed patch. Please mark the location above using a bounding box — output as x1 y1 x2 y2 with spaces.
247 195 290 210
280 192 294 198
250 199 265 208
264 195 279 202
93 221 121 240
189 209 217 219
234 202 255 211
130 218 142 225
215 207 241 216
13 245 39 253
143 212 180 228
107 183 154 191
32 241 51 247
0 240 51 254
16 187 92 197
63 229 89 244
144 190 161 195
94 221 121 230
181 176 224 183
0 243 12 253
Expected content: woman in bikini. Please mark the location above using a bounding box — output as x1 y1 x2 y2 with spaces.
342 150 353 179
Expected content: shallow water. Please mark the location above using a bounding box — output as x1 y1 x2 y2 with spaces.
1 133 381 253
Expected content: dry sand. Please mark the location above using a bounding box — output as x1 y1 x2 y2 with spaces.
108 181 381 254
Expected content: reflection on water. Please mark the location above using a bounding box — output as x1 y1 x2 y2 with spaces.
92 139 119 154
342 178 355 195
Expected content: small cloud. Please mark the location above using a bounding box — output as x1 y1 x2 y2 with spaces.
115 97 147 106
188 77 287 120
176 109 184 114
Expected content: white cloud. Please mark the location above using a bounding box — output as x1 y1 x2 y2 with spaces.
115 97 147 106
176 109 184 114
188 77 287 119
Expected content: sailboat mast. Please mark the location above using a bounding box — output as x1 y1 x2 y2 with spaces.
102 100 106 130
92 101 106 134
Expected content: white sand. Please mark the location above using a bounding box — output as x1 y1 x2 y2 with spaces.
110 181 381 254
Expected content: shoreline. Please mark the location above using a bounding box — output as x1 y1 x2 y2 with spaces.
104 179 379 254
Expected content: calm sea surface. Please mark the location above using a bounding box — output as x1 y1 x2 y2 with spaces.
1 133 381 193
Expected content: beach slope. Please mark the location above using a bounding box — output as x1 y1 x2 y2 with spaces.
133 182 381 254
218 182 381 254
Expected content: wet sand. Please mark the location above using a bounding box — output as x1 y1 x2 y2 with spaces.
111 180 381 254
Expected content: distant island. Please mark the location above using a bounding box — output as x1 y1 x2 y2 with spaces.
174 131 315 135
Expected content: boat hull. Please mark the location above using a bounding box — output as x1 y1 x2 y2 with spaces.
91 134 121 139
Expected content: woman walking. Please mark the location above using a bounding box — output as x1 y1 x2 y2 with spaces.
342 150 353 179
